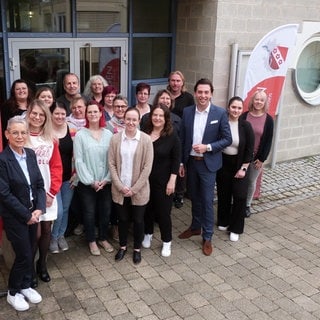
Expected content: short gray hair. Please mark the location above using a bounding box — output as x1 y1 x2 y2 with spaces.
7 115 28 131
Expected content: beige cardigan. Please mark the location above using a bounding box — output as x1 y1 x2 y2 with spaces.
108 130 153 206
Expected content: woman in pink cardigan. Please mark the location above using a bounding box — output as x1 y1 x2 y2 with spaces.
108 107 153 265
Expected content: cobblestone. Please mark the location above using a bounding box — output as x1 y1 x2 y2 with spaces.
1 155 320 319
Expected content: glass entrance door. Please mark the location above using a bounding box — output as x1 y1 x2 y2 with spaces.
75 39 127 94
8 38 128 97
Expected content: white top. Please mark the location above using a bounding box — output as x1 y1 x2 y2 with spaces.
120 130 140 188
190 103 210 157
27 134 57 221
223 121 239 155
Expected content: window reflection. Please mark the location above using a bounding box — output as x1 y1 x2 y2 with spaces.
19 48 70 97
133 38 171 79
79 46 121 93
294 37 320 106
296 41 320 93
76 0 128 33
7 0 70 32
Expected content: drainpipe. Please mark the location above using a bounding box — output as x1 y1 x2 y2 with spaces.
228 43 238 100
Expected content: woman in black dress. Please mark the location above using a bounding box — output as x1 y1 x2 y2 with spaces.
142 104 181 257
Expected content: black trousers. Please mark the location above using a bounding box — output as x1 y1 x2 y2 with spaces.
3 216 37 295
216 154 249 234
114 198 146 249
144 181 173 242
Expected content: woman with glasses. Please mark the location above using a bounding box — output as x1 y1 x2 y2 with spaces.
0 116 45 311
25 100 62 287
106 95 128 134
132 82 151 118
106 95 129 241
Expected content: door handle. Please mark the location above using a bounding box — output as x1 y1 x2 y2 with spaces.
9 58 17 71
122 54 127 64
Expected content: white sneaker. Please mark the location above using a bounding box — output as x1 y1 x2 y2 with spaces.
230 232 239 242
58 236 69 251
20 288 42 304
161 241 172 257
142 234 153 248
218 226 228 231
7 292 29 311
49 238 59 253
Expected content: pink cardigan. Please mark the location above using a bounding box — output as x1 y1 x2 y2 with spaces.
108 131 153 206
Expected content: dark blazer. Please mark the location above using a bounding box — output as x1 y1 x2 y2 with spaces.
180 103 232 172
240 111 274 162
234 119 255 169
0 146 46 224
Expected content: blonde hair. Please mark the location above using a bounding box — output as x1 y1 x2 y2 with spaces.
26 99 54 142
167 70 187 93
248 90 269 113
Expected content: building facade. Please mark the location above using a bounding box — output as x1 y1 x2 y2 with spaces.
0 0 320 163
176 0 320 164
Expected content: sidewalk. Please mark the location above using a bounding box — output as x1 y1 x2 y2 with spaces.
1 156 320 319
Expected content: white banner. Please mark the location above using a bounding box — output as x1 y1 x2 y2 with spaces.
243 24 299 117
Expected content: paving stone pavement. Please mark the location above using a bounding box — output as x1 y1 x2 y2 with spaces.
1 155 320 320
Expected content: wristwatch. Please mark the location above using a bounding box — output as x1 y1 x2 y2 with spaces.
206 144 211 152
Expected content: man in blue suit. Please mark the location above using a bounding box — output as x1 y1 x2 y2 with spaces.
178 78 232 256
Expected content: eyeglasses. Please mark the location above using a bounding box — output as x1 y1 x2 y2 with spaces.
137 92 149 96
114 105 127 109
30 111 45 118
9 131 28 137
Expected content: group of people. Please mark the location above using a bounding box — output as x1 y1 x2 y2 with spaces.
0 70 273 312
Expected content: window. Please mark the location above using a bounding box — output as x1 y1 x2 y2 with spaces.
294 36 320 106
6 0 71 32
19 48 70 96
132 0 171 33
76 0 128 33
133 38 171 79
131 0 173 81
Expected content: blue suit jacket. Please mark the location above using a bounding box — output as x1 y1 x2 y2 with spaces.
0 146 46 224
180 103 232 172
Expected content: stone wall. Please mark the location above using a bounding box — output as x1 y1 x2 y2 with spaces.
176 0 320 163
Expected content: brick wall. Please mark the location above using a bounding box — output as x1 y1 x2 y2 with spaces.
176 0 320 163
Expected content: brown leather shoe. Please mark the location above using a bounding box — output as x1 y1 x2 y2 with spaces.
202 240 213 256
178 228 201 239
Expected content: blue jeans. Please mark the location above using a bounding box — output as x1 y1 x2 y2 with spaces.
51 181 74 240
77 182 112 243
246 164 263 207
187 158 216 241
